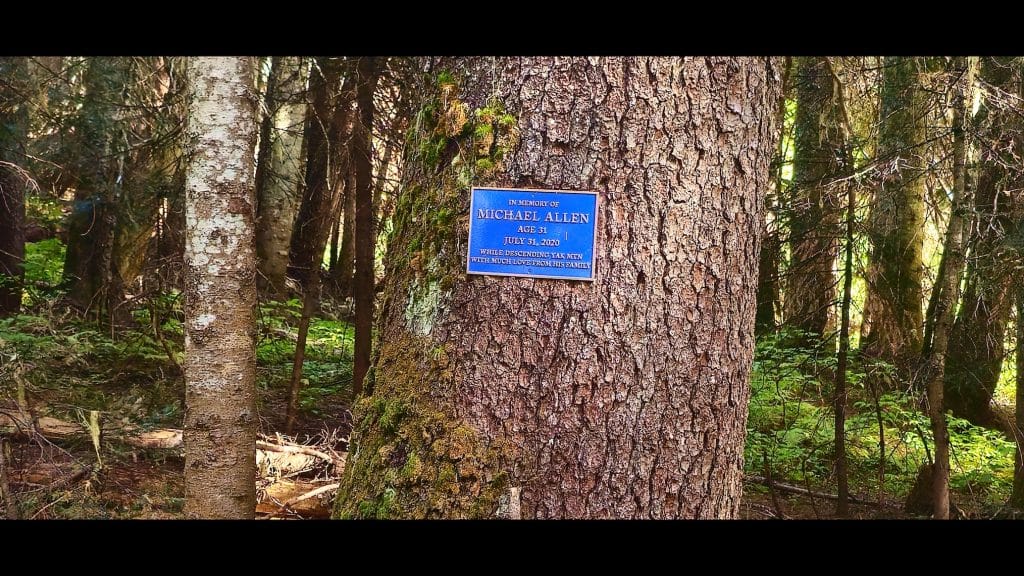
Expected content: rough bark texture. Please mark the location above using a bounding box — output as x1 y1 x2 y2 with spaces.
287 58 351 290
353 57 379 395
256 56 309 296
0 57 29 317
183 57 258 519
784 57 843 343
335 57 781 519
861 57 927 370
944 57 1021 426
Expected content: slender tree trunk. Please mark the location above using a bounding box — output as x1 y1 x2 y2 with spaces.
155 58 188 288
756 56 791 336
332 170 356 297
1011 60 1024 510
115 57 179 299
825 57 856 518
256 56 309 297
353 57 380 396
371 128 398 224
784 57 843 344
917 57 976 520
944 57 1021 426
328 212 340 272
1013 286 1024 507
62 57 126 321
285 285 317 435
0 57 30 317
334 57 782 519
861 57 927 371
0 437 17 519
287 58 351 290
182 56 259 519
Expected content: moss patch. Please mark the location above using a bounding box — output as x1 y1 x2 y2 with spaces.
388 71 520 335
333 337 512 519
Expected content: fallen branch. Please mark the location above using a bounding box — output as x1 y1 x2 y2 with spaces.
0 408 182 449
744 474 883 508
256 479 338 518
256 439 337 466
1 407 343 479
286 482 339 507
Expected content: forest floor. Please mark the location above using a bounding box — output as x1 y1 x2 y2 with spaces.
2 250 1022 518
0 290 356 519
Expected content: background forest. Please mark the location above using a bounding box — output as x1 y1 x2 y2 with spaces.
0 56 1021 519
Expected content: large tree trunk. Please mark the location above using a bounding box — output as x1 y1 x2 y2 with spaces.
860 57 927 370
943 57 1022 426
182 56 259 519
287 58 352 290
0 57 30 317
352 57 380 395
334 57 782 519
255 56 309 297
783 57 843 344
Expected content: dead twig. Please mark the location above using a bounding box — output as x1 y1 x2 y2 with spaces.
284 482 338 507
256 439 338 467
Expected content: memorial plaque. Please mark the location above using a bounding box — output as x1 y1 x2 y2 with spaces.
466 187 598 281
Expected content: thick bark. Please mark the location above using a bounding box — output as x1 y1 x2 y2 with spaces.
183 56 259 519
353 57 379 395
62 57 126 319
784 57 843 343
861 57 927 370
0 57 30 317
287 58 351 290
256 56 309 297
335 57 781 519
944 58 1021 426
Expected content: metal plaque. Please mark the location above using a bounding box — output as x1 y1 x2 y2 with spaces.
467 187 599 281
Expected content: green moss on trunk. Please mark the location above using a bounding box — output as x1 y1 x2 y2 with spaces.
333 338 511 518
333 70 518 519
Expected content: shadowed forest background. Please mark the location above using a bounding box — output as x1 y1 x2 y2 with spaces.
0 56 1022 519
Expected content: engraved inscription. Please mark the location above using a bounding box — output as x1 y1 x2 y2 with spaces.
466 188 598 280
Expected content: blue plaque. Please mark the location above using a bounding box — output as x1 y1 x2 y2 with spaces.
467 187 599 281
